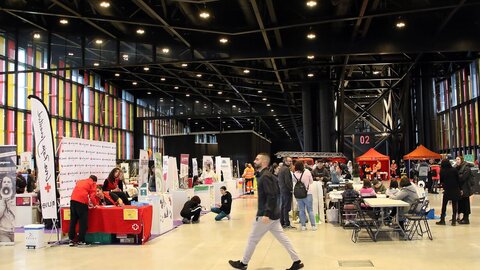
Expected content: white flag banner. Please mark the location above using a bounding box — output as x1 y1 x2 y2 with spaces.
221 157 233 182
154 153 163 193
138 150 149 188
215 156 222 178
192 158 198 177
29 95 57 219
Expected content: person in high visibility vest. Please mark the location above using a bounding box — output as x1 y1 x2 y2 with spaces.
242 163 255 194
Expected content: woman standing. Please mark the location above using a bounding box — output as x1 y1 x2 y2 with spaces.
293 161 316 231
436 159 461 226
456 156 474 224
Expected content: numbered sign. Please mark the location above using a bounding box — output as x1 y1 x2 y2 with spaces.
354 133 375 157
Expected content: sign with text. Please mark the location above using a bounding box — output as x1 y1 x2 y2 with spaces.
354 132 375 158
29 95 57 219
58 137 116 206
180 154 189 178
0 145 17 245
192 158 198 177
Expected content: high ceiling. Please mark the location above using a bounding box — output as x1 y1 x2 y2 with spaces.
2 0 480 147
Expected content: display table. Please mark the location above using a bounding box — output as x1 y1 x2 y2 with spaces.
61 205 153 244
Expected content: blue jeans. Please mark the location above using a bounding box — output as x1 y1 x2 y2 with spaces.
296 194 315 227
211 207 228 221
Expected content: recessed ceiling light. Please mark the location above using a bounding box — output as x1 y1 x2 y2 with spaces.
228 125 231 128
95 39 103 44
196 74 202 78
162 48 170 54
93 62 100 67
218 91 223 95
257 90 263 93
307 55 315 59
232 105 236 108
373 71 380 75
161 78 166 81
195 100 200 103
271 109 274 112
186 93 190 97
33 33 41 39
202 127 205 129
262 98 267 101
267 104 271 107
132 82 137 85
114 73 120 77
136 29 145 35
396 21 406 28
219 38 228 44
147 92 152 95
222 121 226 124
68 52 74 56
307 33 316 39
307 73 314 77
243 69 250 74
181 63 188 67
226 99 230 102
100 1 110 8
60 19 69 25
199 11 210 19
144 67 150 71
208 83 213 87
306 1 317 7
174 86 179 89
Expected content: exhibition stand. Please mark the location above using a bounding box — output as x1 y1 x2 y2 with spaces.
60 205 153 244
15 193 39 227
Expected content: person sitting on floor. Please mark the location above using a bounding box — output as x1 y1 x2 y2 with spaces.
372 179 387 194
359 179 376 197
95 186 125 207
181 196 202 224
386 180 400 197
211 186 232 221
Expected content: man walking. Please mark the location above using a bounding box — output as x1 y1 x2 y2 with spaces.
278 156 295 229
229 153 304 270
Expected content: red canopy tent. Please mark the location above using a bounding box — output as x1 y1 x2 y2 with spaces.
403 145 442 160
356 148 390 180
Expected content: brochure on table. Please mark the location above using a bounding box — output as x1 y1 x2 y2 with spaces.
58 137 116 206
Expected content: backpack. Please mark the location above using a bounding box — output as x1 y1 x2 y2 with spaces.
293 172 308 199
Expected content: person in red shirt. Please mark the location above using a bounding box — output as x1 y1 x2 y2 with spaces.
68 175 97 246
95 186 124 207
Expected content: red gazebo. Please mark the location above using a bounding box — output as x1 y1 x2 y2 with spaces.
356 148 390 180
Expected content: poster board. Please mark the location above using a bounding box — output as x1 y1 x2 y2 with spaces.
221 157 233 182
19 152 32 171
154 153 163 193
138 150 149 201
0 146 17 245
120 162 130 180
58 137 116 206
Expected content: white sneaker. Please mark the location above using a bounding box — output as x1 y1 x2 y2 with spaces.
301 226 307 231
312 226 317 231
227 215 231 220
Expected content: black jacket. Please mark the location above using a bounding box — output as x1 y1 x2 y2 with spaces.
277 166 293 193
26 175 36 193
256 168 281 220
440 167 461 200
220 191 232 214
180 200 201 217
457 162 474 197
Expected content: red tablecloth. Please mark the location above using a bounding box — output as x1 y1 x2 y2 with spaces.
61 205 152 244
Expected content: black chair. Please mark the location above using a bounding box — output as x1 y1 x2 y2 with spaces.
351 199 381 243
405 198 433 240
341 195 358 228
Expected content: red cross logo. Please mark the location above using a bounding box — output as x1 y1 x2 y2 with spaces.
132 224 139 231
45 183 52 193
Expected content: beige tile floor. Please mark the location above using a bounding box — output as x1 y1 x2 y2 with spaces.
1 194 480 270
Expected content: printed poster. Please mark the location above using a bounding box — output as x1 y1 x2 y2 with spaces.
154 153 163 193
0 145 17 245
192 158 198 177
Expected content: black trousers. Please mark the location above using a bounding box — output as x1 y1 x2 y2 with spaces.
112 191 130 205
68 200 89 242
458 196 471 216
181 207 201 221
280 192 293 226
440 194 458 220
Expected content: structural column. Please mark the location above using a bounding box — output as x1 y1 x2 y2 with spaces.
319 82 334 152
302 86 313 151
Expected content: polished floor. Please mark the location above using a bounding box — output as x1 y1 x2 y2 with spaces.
1 194 479 270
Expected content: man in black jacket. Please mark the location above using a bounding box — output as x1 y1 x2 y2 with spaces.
229 153 304 270
278 156 295 229
211 186 232 221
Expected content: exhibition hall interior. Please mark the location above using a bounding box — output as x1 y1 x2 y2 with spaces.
1 0 480 269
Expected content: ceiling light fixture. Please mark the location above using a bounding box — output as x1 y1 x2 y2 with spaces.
199 10 210 19
196 74 202 78
144 67 150 71
95 39 103 44
396 21 406 29
162 48 170 54
219 38 228 44
161 78 166 81
174 86 179 89
186 94 190 97
306 1 317 7
181 63 188 67
218 91 223 95
33 33 41 39
132 82 137 85
271 109 274 112
136 29 145 35
257 90 263 93
266 104 271 107
60 19 69 25
262 98 267 101
307 73 314 77
307 33 316 39
195 100 200 103
147 92 152 95
208 83 213 87
225 99 230 102
307 55 315 59
114 73 120 77
243 69 250 74
93 62 100 67
232 105 236 108
99 1 110 8
373 71 380 75
68 52 74 56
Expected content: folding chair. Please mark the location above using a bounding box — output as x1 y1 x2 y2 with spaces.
351 199 380 243
341 196 358 228
405 198 433 240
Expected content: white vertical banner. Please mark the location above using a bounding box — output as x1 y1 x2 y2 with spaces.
202 156 214 172
29 95 57 219
168 157 179 191
221 157 233 182
154 153 163 193
180 154 189 178
138 150 149 201
192 158 198 177
120 163 130 180
0 146 17 245
215 156 222 179
163 156 169 192
159 194 173 233
19 152 33 171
